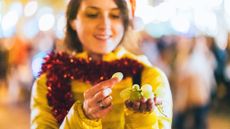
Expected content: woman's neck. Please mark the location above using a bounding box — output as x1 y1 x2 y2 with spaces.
88 52 103 61
82 47 103 61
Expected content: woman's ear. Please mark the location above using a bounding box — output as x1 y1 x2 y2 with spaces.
70 20 77 31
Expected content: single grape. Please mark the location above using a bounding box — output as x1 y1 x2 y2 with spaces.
129 84 142 101
111 72 124 81
142 90 154 99
132 84 141 91
141 84 152 92
141 84 154 99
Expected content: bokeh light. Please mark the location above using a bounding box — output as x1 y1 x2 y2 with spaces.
24 1 38 17
38 13 55 31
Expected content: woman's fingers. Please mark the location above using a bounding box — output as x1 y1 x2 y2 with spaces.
139 98 147 112
147 98 154 111
84 78 119 98
87 101 113 119
87 88 112 108
83 87 113 119
101 96 112 107
92 105 113 119
125 97 157 112
93 88 112 102
91 96 113 111
133 101 141 111
125 100 133 108
82 77 122 119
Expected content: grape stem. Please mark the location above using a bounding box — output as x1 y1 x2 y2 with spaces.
156 104 168 118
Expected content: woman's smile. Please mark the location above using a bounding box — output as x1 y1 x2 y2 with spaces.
94 34 112 41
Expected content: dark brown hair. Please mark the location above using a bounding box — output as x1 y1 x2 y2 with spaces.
64 0 130 52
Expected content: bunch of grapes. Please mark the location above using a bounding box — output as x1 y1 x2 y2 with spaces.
120 84 155 112
120 84 154 101
114 72 167 116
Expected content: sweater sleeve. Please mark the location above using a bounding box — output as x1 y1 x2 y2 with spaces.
124 67 173 129
30 74 102 129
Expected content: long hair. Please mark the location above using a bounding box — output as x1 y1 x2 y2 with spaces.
64 0 130 52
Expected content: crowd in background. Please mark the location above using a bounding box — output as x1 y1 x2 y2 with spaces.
0 31 230 129
140 32 230 129
0 31 56 103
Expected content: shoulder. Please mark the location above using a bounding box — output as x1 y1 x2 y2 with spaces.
119 47 167 79
40 51 74 76
142 65 168 83
31 74 48 97
118 47 152 67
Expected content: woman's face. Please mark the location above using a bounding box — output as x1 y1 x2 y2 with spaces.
71 0 125 54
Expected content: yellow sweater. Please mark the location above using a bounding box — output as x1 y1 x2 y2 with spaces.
30 47 172 129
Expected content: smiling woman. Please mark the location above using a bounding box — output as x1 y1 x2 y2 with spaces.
70 0 125 55
30 0 172 129
65 0 129 55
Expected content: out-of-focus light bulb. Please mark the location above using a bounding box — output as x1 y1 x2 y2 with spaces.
224 0 230 16
38 13 55 31
170 15 190 33
194 11 217 35
24 1 38 17
2 11 19 37
56 15 66 39
154 2 176 22
23 19 39 39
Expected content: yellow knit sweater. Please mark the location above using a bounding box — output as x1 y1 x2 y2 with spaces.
30 47 172 129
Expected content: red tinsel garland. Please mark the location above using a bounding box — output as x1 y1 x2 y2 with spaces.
39 51 144 124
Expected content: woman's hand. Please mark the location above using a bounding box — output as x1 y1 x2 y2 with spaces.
83 77 120 120
125 97 162 112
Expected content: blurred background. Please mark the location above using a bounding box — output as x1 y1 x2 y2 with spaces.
0 0 230 129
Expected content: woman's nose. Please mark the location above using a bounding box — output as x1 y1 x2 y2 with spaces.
97 15 111 30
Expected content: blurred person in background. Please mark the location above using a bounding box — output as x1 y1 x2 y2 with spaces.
155 35 177 78
173 36 216 129
207 36 228 101
139 31 158 65
0 39 9 103
225 33 230 100
30 0 172 129
7 35 33 103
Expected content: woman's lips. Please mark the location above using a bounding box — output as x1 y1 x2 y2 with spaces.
94 34 111 40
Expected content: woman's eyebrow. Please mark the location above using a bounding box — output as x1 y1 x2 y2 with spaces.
85 6 99 10
85 6 120 11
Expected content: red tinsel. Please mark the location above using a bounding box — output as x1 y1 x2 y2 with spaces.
39 51 144 124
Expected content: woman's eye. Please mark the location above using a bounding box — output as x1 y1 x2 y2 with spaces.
110 14 121 19
86 13 98 18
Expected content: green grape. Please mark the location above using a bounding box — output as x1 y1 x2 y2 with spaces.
129 90 142 101
132 84 141 91
130 84 142 101
141 84 152 92
120 84 155 102
142 90 154 99
120 88 131 100
141 84 154 99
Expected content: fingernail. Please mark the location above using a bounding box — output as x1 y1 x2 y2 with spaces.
103 88 112 96
111 72 123 81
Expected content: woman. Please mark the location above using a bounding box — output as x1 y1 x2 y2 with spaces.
30 0 172 128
